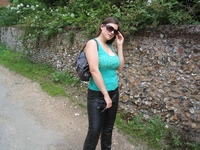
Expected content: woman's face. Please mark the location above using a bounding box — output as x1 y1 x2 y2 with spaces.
101 23 118 41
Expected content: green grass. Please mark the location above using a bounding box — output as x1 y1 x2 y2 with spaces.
0 46 53 81
0 44 79 96
40 82 68 96
0 43 199 150
116 112 200 150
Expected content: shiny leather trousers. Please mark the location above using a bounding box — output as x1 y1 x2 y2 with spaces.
83 87 119 150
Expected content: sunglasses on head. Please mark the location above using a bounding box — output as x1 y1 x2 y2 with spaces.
104 24 118 35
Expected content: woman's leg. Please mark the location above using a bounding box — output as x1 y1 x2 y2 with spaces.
83 89 105 150
101 88 119 150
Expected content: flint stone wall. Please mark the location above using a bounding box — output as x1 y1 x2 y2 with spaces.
0 25 200 142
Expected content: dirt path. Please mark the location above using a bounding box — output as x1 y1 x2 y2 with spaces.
0 65 148 150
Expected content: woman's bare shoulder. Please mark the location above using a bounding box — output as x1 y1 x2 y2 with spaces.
85 39 98 52
87 39 97 46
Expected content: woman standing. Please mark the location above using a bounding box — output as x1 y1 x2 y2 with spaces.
83 17 124 150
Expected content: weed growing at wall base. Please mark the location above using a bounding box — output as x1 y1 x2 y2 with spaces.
52 71 78 84
116 113 200 149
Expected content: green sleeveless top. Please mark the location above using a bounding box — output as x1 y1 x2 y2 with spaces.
88 39 120 91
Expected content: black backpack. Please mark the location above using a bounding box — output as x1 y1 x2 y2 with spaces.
73 39 98 81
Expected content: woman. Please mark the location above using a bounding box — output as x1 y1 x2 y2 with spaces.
83 17 124 150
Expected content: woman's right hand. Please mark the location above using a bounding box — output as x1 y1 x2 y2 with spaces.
104 94 112 109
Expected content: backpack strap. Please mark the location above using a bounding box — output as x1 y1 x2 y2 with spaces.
80 45 86 53
80 38 98 53
93 38 98 51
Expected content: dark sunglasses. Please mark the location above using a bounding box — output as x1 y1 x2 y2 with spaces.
104 24 118 35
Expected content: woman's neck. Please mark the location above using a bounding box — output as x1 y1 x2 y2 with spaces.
96 35 107 44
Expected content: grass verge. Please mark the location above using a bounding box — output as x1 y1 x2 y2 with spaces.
0 44 79 97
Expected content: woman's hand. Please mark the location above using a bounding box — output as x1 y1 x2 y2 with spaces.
116 31 124 47
104 94 112 109
116 31 125 71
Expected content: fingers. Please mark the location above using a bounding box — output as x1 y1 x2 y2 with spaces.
116 32 124 41
106 100 112 109
117 31 123 38
117 31 121 35
104 95 112 109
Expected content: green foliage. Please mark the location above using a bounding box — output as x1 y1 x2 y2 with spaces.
1 0 199 41
0 43 78 96
0 7 20 26
52 71 79 84
11 0 43 6
37 0 70 6
116 113 200 149
0 47 52 80
40 82 67 96
144 116 168 148
171 130 182 147
0 3 46 26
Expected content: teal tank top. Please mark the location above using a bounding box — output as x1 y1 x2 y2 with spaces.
88 39 120 91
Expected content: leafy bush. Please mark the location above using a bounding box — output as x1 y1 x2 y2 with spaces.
0 3 46 26
0 7 18 26
10 0 43 6
1 0 199 40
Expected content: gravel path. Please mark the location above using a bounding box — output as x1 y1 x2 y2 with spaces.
0 65 148 150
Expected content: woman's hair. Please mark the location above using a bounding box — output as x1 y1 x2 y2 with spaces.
95 17 120 44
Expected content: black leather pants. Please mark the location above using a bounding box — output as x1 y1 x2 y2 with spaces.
83 87 119 150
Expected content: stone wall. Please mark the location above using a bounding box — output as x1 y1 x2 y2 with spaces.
0 25 200 142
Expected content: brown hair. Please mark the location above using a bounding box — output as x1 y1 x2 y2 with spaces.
95 17 120 44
